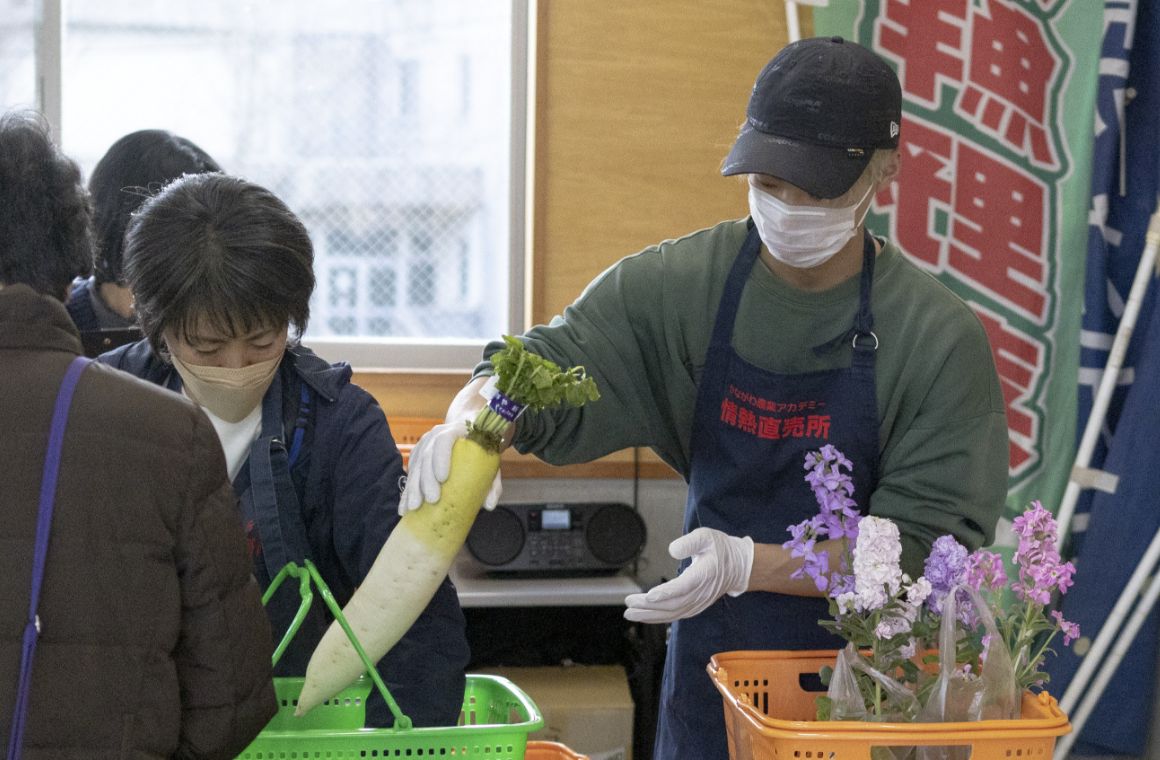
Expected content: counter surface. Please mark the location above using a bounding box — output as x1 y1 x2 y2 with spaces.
450 552 643 608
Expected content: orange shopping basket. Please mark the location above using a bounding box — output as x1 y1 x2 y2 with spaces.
525 740 590 760
708 650 1071 760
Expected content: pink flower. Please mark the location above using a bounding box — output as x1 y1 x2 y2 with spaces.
965 550 1008 592
1010 501 1076 604
1052 610 1081 646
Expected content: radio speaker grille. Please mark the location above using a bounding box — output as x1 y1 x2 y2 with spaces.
586 504 646 566
465 507 525 566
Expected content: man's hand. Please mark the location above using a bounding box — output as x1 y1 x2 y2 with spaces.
623 527 754 624
398 420 502 515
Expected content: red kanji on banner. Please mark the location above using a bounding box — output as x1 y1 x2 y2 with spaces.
878 0 1061 169
961 1 1061 169
738 407 758 435
952 142 1049 321
974 304 1043 475
883 116 1049 323
879 0 968 107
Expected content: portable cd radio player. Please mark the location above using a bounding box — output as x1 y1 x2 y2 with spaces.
465 501 646 575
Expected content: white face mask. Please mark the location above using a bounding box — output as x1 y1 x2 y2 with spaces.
748 180 875 269
170 353 280 423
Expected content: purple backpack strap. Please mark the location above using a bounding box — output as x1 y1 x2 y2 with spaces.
7 356 90 760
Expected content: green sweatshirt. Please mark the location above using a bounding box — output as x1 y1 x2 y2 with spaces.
478 219 1008 577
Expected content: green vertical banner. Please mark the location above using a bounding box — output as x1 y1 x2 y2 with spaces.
813 1 1103 546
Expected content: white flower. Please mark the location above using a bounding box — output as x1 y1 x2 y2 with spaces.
852 516 904 612
874 616 911 640
836 591 858 614
906 577 932 607
900 638 917 660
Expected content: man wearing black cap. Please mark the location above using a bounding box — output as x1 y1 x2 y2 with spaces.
402 37 1007 758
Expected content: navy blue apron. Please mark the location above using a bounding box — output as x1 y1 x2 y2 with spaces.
653 225 881 759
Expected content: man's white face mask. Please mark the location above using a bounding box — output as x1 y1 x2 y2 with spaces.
748 179 876 269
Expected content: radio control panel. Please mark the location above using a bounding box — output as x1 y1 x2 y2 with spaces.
465 502 646 576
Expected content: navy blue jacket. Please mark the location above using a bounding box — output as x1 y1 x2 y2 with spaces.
99 340 470 728
65 277 102 331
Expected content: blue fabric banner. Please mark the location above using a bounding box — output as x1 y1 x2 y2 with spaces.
1045 0 1160 754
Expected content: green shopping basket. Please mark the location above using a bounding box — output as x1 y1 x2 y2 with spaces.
235 560 544 759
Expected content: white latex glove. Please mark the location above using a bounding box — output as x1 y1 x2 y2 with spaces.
398 420 502 515
623 527 754 624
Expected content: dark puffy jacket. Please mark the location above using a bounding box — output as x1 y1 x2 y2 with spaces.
100 338 470 728
0 284 277 759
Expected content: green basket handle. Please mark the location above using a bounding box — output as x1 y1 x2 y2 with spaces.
264 560 413 730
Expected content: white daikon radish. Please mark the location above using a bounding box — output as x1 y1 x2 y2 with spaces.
295 337 598 716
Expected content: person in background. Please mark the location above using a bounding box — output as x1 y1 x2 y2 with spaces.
401 37 1008 758
66 129 220 332
0 111 276 758
100 172 470 728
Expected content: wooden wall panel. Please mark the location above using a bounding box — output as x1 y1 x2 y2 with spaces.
354 370 471 421
530 1 796 324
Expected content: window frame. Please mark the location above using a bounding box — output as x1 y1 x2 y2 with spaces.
33 0 529 372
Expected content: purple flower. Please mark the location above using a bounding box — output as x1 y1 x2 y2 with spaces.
829 571 856 598
785 519 817 556
924 535 970 613
1052 610 1081 646
803 550 831 591
802 447 861 544
790 446 867 603
784 518 829 591
804 444 852 473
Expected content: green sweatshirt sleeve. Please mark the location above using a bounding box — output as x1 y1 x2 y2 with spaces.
866 295 1009 578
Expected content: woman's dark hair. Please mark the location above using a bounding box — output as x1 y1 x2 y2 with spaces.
0 110 93 300
124 173 315 355
89 129 221 285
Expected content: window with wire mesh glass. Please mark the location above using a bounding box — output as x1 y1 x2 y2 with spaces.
18 0 515 345
0 0 35 113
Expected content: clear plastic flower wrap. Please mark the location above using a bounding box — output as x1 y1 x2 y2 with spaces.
784 449 1080 725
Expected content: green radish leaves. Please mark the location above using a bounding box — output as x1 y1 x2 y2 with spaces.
490 335 600 411
468 335 600 451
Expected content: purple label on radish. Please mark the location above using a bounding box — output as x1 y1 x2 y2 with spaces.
488 391 525 422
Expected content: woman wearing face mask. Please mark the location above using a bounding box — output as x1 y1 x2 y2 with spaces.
99 172 470 730
400 37 1008 759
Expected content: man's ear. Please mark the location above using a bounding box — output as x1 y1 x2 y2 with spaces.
877 149 902 186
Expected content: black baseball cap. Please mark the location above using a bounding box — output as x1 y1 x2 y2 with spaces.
722 36 902 199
